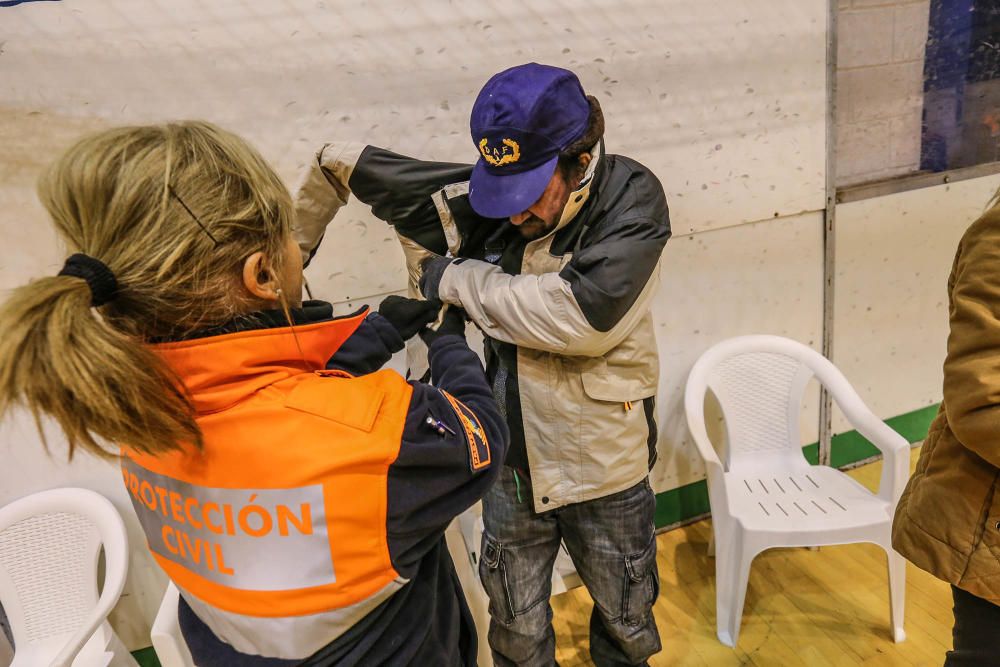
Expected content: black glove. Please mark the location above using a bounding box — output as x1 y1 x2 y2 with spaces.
419 306 467 346
377 295 441 341
419 255 454 302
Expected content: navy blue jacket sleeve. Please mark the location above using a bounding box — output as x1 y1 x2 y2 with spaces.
385 335 509 576
325 312 404 375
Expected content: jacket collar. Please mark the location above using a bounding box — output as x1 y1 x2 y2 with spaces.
521 139 608 251
153 302 368 414
555 139 603 232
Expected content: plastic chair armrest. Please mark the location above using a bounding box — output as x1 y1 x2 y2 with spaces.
828 386 911 504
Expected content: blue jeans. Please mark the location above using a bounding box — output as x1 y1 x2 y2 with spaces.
479 467 661 667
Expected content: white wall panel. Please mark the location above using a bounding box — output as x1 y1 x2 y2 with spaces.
303 202 409 308
831 175 1000 434
2 0 826 249
0 110 108 290
650 212 824 492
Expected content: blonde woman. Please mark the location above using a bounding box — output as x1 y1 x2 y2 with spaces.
0 122 507 666
893 198 1000 665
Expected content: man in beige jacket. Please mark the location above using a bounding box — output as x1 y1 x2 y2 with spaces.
294 63 671 666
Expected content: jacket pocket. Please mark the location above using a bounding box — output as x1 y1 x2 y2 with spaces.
572 359 657 491
623 537 659 627
478 534 515 625
580 358 657 402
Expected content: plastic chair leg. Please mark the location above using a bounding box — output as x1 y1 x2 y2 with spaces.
715 538 754 647
886 547 906 643
74 621 137 667
107 632 139 667
445 525 492 667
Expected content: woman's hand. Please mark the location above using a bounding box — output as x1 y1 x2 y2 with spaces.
377 295 441 341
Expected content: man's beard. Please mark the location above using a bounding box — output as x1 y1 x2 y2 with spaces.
516 214 558 240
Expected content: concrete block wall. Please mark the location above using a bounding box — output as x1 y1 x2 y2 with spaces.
836 0 930 185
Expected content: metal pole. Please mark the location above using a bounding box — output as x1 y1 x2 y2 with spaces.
819 0 839 467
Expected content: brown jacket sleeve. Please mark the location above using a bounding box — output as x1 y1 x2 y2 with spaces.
943 206 1000 469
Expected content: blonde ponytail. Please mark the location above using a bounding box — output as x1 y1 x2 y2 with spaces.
0 121 295 459
0 274 200 459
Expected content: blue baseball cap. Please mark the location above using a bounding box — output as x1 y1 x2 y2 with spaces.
469 63 591 219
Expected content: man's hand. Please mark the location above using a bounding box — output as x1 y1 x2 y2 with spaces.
419 256 454 302
419 306 468 346
377 295 441 341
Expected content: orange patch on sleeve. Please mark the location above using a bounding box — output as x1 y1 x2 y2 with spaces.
441 391 491 471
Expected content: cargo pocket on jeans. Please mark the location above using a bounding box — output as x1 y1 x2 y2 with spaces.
623 538 659 627
479 533 515 625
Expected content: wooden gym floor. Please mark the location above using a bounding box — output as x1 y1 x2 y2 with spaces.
552 447 953 666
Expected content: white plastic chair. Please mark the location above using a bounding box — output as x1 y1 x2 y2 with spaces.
0 488 138 667
684 335 909 647
150 582 195 667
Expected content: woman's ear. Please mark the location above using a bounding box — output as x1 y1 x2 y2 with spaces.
242 251 280 301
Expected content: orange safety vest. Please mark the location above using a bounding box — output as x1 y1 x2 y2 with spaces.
120 311 416 659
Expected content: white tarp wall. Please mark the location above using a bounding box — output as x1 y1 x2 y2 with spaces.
7 0 957 650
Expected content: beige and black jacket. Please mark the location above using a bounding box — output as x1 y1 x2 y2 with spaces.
294 140 671 512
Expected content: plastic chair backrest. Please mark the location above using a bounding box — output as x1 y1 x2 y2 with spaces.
689 336 821 471
0 488 129 667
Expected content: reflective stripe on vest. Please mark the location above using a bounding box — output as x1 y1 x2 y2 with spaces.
180 577 404 659
122 458 335 590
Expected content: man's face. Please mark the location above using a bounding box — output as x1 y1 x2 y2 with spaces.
509 158 588 240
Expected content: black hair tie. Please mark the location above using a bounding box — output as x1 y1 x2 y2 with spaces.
58 253 118 307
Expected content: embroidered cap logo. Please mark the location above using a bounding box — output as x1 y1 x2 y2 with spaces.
478 137 521 167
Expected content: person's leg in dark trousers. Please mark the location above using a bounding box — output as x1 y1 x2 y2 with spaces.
480 467 563 667
945 585 1000 666
560 479 661 667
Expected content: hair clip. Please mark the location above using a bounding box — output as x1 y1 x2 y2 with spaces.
168 184 221 247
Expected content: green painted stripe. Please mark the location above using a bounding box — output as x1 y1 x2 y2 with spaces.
653 477 712 528
654 403 939 529
885 403 940 443
131 647 161 667
830 402 939 468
